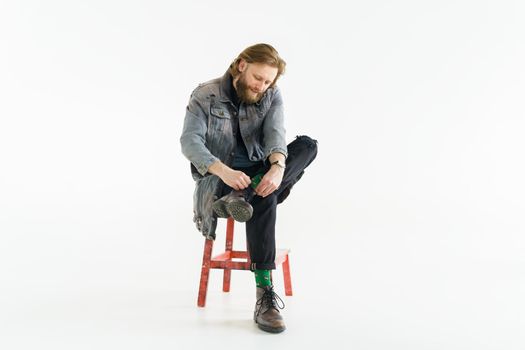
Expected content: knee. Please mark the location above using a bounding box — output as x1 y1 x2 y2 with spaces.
294 135 318 160
295 135 318 148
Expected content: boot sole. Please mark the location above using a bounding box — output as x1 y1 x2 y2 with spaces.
212 199 229 218
256 323 286 333
226 201 253 222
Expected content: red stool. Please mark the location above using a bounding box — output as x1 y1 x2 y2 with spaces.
197 217 293 307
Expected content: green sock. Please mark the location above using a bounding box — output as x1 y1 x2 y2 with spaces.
254 269 272 287
251 173 264 189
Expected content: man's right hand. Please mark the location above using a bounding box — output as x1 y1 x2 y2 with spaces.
220 168 251 190
208 161 251 190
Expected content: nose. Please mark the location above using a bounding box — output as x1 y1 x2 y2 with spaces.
253 81 264 92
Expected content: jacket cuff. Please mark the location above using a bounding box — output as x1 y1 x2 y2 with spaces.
196 156 219 176
265 147 288 160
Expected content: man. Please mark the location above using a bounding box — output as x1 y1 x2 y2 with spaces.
181 43 317 333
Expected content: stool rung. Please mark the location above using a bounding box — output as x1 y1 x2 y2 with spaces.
210 260 251 270
231 250 249 259
197 218 293 307
212 251 232 261
212 250 249 261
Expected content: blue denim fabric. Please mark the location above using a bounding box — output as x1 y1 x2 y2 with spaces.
180 71 287 238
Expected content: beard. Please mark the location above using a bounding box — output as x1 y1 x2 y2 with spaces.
235 73 264 104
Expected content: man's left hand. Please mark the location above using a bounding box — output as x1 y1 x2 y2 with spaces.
255 166 284 198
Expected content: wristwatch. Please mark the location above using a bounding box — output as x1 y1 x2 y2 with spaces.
270 160 286 170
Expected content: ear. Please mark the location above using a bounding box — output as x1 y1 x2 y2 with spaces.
238 59 247 72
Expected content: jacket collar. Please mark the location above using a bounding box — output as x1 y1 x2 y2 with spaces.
218 71 236 104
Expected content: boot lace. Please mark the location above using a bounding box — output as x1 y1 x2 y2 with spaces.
255 286 285 317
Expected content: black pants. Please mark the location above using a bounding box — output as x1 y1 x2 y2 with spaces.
220 135 318 270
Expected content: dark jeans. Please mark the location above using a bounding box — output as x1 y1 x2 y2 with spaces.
220 135 318 270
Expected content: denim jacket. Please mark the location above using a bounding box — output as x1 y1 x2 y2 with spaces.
180 71 287 239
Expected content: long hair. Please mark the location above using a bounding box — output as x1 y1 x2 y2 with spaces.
228 43 286 87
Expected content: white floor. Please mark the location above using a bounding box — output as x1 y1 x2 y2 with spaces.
2 216 524 350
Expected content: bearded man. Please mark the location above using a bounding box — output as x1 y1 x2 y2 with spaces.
181 43 317 333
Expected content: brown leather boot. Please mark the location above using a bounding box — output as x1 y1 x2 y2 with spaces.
212 190 253 222
254 285 286 333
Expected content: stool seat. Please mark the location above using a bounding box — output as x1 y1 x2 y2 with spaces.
197 217 293 307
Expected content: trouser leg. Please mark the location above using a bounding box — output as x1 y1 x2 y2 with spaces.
246 193 278 270
246 135 318 270
275 135 318 204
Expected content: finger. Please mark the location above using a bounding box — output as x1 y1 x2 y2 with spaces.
258 178 269 189
260 179 272 190
262 186 273 197
237 178 247 190
236 174 248 188
235 177 245 189
254 186 261 195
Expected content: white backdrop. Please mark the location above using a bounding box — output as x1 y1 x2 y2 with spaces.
1 1 524 349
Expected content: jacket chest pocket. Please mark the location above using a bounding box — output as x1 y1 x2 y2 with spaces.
253 100 271 120
209 106 231 133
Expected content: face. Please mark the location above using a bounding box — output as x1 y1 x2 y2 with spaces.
234 61 278 104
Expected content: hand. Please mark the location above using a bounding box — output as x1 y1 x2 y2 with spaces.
221 168 251 190
255 166 284 197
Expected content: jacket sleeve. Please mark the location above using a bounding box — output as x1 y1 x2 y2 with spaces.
263 87 288 159
180 92 219 176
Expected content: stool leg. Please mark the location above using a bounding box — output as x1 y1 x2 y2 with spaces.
198 238 213 307
223 269 231 292
222 218 235 292
282 255 293 296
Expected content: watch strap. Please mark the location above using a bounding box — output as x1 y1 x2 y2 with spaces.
270 160 286 169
